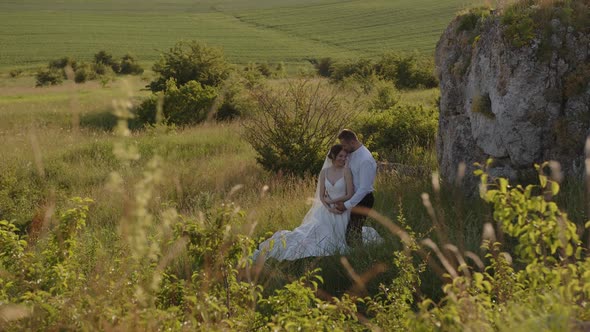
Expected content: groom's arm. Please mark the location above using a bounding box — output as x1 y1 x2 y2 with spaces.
344 159 376 210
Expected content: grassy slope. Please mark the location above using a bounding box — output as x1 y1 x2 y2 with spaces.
0 0 478 68
0 75 494 305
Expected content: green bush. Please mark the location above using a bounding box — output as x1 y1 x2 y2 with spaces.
353 103 438 160
500 0 589 52
376 53 438 89
93 50 115 66
74 64 95 83
259 270 363 330
0 164 43 226
118 53 144 75
91 62 114 77
215 100 242 121
330 58 375 82
502 6 536 48
456 6 491 32
256 62 273 78
370 81 400 111
275 62 287 78
244 80 356 176
135 78 218 126
0 220 27 271
149 41 231 92
313 57 335 77
215 80 256 121
241 62 265 87
79 111 118 131
328 54 438 90
35 68 64 87
93 50 120 73
48 56 77 71
9 69 23 78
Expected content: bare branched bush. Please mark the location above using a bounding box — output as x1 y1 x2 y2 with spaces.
243 80 359 176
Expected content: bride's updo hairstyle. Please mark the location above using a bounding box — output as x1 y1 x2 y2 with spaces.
328 144 344 160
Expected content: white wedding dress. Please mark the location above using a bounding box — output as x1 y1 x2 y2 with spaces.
253 176 382 262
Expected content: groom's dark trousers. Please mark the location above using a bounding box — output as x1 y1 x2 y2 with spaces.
346 192 374 247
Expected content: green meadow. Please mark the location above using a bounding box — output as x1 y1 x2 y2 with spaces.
1 0 476 68
3 0 590 330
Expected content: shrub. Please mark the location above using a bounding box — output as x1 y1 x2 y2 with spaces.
215 79 256 121
353 103 438 160
149 41 231 92
259 270 363 330
93 50 120 73
35 68 63 87
0 164 43 226
48 56 77 71
243 80 357 176
79 111 118 131
0 220 27 270
329 54 438 90
135 78 218 126
374 53 398 81
456 6 492 32
502 6 536 48
241 63 265 88
410 66 438 89
93 50 115 66
370 81 400 111
92 62 114 77
215 100 241 121
119 53 144 75
256 62 273 77
313 57 335 77
376 54 438 89
74 64 94 83
275 62 287 78
9 69 23 78
330 58 375 82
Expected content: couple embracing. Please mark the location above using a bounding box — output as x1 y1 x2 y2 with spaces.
254 129 382 262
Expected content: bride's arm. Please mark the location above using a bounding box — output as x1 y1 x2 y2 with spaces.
326 168 354 203
319 169 332 209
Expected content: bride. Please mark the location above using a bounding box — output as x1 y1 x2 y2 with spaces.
253 144 382 262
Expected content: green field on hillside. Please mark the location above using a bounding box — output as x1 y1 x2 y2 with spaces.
0 0 479 69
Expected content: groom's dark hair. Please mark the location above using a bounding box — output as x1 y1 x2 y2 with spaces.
338 129 358 142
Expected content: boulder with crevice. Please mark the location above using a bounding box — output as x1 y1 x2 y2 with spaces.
435 5 590 190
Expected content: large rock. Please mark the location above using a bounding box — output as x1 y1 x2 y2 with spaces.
435 8 590 189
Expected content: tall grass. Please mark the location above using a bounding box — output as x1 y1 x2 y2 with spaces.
2 72 590 329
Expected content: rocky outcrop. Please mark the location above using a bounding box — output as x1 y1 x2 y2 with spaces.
435 7 590 189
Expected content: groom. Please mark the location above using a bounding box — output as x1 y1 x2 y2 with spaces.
334 129 377 247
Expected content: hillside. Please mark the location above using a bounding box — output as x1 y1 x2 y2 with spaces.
0 0 479 68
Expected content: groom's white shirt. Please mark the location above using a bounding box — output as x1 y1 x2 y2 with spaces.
344 145 377 210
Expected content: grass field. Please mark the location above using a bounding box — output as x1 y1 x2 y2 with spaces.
4 1 590 329
0 0 590 331
0 0 480 69
0 75 484 314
